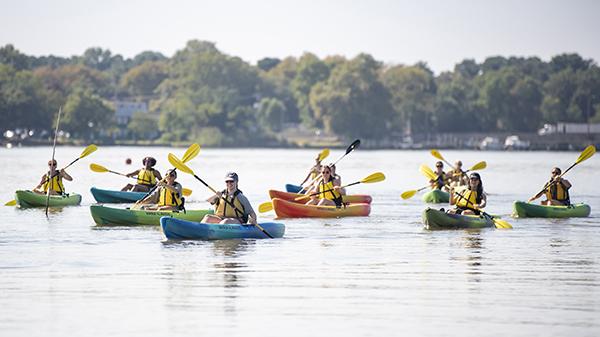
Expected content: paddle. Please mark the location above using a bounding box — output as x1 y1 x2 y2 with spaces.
132 143 200 207
529 145 596 202
299 139 361 193
400 185 430 200
168 154 274 239
45 107 62 217
450 187 513 229
430 149 455 169
299 148 330 186
409 161 486 200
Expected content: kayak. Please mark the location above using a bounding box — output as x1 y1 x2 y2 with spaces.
160 217 285 240
272 198 370 218
90 187 148 203
269 189 372 204
422 207 494 230
285 184 303 193
512 201 591 218
15 190 82 208
422 189 450 203
90 205 213 226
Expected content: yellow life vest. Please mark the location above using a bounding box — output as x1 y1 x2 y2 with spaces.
43 172 65 194
137 169 156 186
215 190 247 222
434 172 445 189
158 185 182 207
545 181 570 202
318 180 342 201
456 188 478 209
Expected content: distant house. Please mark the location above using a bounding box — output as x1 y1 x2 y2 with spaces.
114 101 148 126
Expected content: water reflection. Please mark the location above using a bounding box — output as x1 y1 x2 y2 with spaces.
461 231 484 283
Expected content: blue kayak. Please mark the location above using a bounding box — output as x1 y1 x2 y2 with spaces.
285 184 303 193
90 187 147 203
160 217 285 240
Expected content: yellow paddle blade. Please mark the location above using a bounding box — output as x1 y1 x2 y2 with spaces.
576 145 596 164
493 218 513 229
360 172 386 184
258 201 273 213
168 153 195 175
80 144 98 158
400 190 418 200
419 164 436 180
430 149 444 161
182 188 192 196
318 148 330 161
5 199 17 206
89 163 109 173
469 161 487 171
181 143 201 163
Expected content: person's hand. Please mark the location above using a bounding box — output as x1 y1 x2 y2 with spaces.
216 191 223 198
334 186 341 191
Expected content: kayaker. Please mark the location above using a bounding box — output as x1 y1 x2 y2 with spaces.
449 160 468 187
121 157 162 192
138 169 183 211
201 172 258 225
430 161 448 190
33 159 73 195
528 167 571 206
305 165 345 206
448 172 487 215
300 153 323 187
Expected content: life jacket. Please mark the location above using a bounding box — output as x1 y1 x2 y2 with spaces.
43 172 65 194
137 169 157 186
158 184 183 208
215 189 248 223
455 187 481 209
545 180 570 204
434 171 445 189
318 179 343 206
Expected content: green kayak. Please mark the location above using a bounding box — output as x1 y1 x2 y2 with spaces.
15 190 82 208
422 208 495 230
512 201 591 218
90 205 213 226
422 189 450 203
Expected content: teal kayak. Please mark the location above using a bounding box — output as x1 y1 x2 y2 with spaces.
422 189 450 203
90 187 147 203
160 217 285 240
90 205 213 226
512 201 591 218
15 190 82 208
422 208 495 230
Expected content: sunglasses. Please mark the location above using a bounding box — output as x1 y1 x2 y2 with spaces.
470 177 479 181
225 180 235 184
551 171 559 175
436 165 442 168
48 163 56 166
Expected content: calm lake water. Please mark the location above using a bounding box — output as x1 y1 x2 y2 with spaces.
1 146 599 337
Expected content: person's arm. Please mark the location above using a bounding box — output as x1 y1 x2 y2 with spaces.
449 187 457 205
206 191 222 204
478 193 487 209
237 194 257 225
126 169 140 178
300 170 313 185
528 181 551 202
138 189 159 205
61 169 73 181
34 174 47 191
153 170 162 181
560 178 572 189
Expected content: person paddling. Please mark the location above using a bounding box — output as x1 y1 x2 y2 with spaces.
300 153 323 187
429 161 448 191
448 160 468 187
305 164 345 206
121 157 162 192
138 169 183 211
448 172 487 215
201 172 258 225
33 159 73 195
528 167 571 206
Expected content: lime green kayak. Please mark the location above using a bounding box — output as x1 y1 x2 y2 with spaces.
15 190 82 208
90 205 213 226
512 201 591 218
422 208 494 230
422 189 450 203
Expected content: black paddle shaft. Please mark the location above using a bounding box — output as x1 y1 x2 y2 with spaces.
451 189 492 219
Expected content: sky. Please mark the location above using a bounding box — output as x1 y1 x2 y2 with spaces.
0 0 599 74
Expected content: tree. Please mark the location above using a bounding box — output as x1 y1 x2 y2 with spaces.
291 53 330 125
61 90 114 139
257 97 286 131
120 61 168 97
257 57 281 72
128 112 159 140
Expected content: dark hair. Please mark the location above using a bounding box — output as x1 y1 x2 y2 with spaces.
142 157 156 167
553 167 562 174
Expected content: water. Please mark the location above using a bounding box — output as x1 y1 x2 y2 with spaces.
1 147 599 337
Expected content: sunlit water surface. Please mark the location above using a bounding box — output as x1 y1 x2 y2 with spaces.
1 147 599 337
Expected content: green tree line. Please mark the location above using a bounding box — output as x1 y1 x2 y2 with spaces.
1 41 599 145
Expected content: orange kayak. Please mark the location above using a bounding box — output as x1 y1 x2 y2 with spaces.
269 190 372 204
272 198 371 218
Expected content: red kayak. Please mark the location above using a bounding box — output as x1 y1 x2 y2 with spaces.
268 190 372 204
272 198 371 218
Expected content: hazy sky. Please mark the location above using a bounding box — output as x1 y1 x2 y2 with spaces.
1 0 598 73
